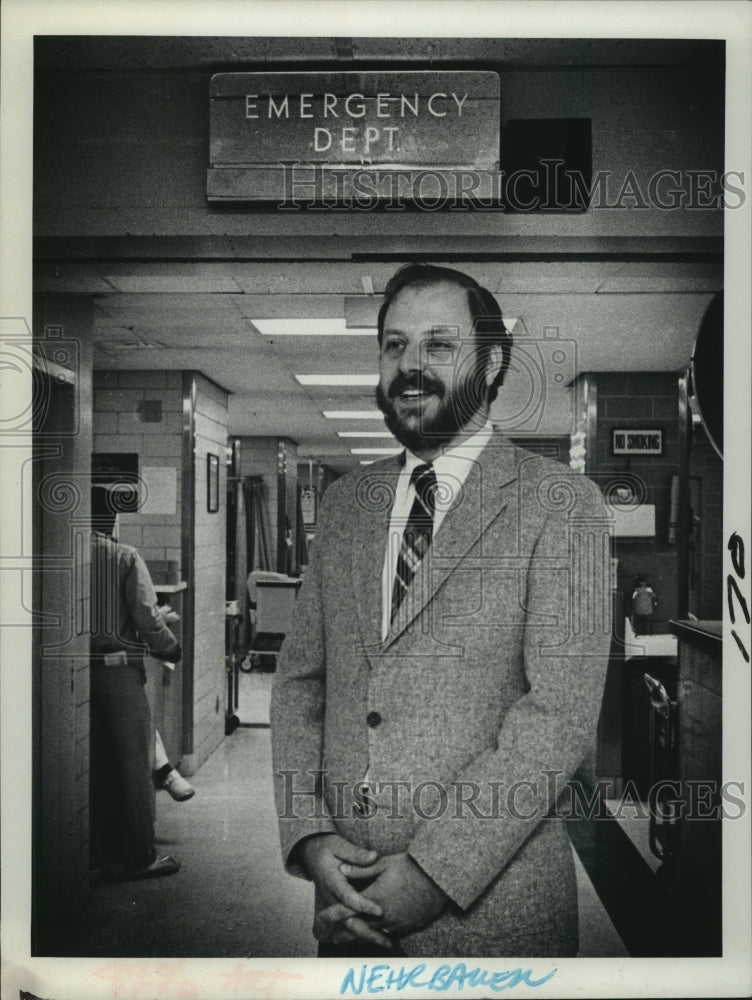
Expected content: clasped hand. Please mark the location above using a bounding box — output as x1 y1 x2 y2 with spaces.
301 834 446 948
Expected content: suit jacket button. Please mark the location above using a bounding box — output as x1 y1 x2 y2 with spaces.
366 711 382 728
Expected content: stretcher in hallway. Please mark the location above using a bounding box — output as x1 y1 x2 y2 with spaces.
244 571 302 670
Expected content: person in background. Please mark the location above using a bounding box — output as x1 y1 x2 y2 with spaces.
154 729 195 802
89 484 182 879
151 600 196 802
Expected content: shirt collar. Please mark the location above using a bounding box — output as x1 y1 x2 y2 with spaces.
402 420 494 481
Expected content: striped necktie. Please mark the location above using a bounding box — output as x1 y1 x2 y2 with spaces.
390 463 437 624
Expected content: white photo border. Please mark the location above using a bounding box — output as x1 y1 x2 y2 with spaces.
1 1 750 998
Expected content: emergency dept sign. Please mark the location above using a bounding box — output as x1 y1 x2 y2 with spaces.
207 71 500 202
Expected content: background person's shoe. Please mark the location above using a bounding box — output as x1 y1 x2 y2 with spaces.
160 768 195 801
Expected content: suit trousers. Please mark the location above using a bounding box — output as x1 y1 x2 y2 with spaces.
90 658 156 870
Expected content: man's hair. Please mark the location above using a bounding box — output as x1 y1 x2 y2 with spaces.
376 263 513 404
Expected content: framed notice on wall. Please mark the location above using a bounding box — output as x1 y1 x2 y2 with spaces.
612 428 663 456
301 486 317 527
207 453 219 512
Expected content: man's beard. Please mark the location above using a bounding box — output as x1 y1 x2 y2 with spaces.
376 357 488 453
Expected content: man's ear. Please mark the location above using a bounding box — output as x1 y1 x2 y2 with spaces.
484 344 504 389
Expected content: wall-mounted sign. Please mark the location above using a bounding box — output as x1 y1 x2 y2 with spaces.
207 453 220 513
141 465 178 515
208 71 500 202
300 486 317 527
612 429 664 455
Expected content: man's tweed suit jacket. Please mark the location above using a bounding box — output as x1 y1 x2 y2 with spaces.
271 433 612 957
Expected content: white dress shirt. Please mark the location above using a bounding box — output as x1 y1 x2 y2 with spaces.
380 420 494 640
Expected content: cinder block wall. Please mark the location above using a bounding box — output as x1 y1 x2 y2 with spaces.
593 372 680 629
687 426 723 619
92 369 229 773
92 369 183 572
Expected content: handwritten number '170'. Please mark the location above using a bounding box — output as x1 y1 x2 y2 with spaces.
727 532 749 663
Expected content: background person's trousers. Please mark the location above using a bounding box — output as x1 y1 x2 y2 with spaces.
90 659 156 870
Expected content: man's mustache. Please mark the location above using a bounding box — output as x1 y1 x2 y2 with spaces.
388 374 445 398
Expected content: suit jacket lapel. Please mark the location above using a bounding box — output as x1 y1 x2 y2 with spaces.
382 433 519 652
351 456 402 660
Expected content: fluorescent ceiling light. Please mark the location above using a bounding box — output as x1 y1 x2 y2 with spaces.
323 410 383 420
296 374 378 386
337 431 394 439
253 318 376 337
350 447 402 455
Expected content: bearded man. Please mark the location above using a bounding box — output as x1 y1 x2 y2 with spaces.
270 263 612 957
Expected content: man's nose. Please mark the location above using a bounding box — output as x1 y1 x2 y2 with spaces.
397 340 424 373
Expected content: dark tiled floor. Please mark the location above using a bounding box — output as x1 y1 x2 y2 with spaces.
39 727 315 957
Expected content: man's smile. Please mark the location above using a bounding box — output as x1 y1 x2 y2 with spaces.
393 388 440 417
398 388 431 402
390 376 443 407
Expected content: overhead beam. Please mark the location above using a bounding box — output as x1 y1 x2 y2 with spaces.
35 235 724 264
